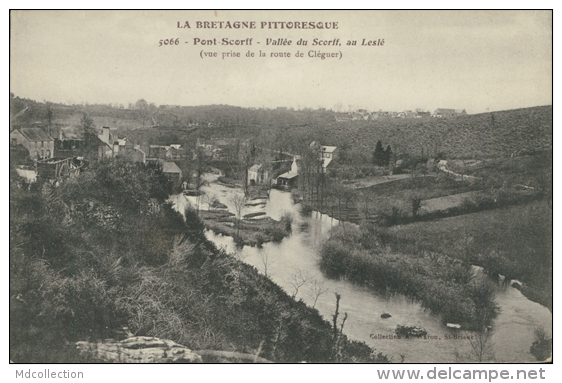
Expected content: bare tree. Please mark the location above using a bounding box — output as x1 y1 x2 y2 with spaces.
332 293 348 362
257 248 273 278
288 269 310 299
201 193 218 211
455 328 495 362
229 194 246 237
467 327 495 362
308 279 328 308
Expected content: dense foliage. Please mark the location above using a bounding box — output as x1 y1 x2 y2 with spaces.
320 225 499 330
10 160 386 363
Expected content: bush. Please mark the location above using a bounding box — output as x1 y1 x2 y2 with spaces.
300 204 313 217
530 327 552 361
319 226 499 329
280 212 293 232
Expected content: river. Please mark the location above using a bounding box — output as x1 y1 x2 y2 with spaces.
170 176 552 363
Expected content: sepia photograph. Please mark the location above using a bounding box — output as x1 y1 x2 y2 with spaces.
9 9 552 369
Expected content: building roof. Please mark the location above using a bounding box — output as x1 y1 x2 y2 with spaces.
278 171 298 180
434 108 456 113
321 145 338 153
162 161 182 174
91 135 112 148
15 128 53 142
249 164 262 172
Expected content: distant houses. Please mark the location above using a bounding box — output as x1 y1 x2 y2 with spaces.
334 108 466 121
432 108 467 118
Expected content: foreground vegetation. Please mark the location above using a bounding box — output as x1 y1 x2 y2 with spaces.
320 225 500 330
381 200 553 310
10 159 388 363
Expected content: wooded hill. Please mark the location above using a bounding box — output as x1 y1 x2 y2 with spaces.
284 105 552 160
10 94 551 160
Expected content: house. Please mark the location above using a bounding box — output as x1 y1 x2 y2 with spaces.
119 144 147 164
248 164 270 186
53 126 112 162
310 141 339 172
149 144 185 160
335 113 352 122
161 161 182 189
10 128 55 160
416 111 431 118
276 157 299 187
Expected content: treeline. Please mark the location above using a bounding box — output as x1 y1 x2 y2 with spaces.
10 159 388 363
10 94 336 132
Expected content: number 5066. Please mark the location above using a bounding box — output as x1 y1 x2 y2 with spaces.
159 38 180 46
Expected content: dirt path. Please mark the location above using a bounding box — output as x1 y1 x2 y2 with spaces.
436 160 481 181
342 174 413 189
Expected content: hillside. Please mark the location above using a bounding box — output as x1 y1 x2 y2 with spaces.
9 159 385 363
286 105 552 160
10 94 551 161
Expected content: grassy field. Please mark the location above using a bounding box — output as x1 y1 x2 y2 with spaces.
380 199 552 310
311 174 479 224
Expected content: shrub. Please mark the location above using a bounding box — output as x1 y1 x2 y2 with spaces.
319 226 499 329
530 327 552 361
300 204 313 217
280 212 294 232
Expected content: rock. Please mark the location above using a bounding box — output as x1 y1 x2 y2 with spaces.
76 336 202 363
395 325 427 338
446 323 461 329
381 313 392 319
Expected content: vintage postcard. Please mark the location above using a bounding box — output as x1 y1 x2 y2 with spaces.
9 9 552 369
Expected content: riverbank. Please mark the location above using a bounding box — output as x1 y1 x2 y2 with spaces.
319 225 500 331
380 200 552 312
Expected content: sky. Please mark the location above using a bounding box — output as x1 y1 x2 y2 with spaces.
10 10 552 114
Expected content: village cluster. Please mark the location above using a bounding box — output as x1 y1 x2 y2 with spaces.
335 108 467 121
9 124 338 193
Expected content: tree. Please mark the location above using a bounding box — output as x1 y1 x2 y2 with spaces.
288 269 310 299
410 194 422 218
135 99 148 110
257 248 273 278
308 279 328 308
46 106 53 137
80 113 97 161
229 194 246 237
384 145 393 167
373 140 386 166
